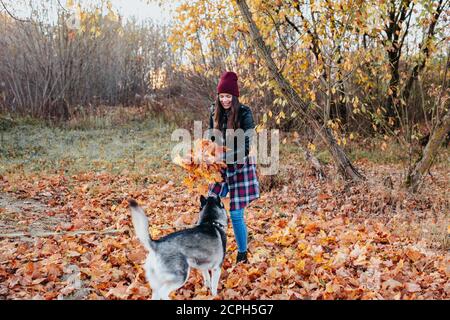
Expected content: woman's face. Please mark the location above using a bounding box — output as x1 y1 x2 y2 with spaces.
219 93 233 109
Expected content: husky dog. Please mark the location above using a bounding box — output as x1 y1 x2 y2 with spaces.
128 194 228 300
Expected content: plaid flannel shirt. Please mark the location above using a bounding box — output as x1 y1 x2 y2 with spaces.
208 155 260 211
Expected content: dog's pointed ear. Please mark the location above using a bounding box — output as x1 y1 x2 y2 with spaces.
200 195 207 207
216 195 224 208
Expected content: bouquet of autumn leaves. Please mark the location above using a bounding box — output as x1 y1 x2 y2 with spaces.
173 139 229 193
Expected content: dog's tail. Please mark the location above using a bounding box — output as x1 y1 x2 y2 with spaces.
128 199 154 252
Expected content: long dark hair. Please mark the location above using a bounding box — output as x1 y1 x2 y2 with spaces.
213 95 240 130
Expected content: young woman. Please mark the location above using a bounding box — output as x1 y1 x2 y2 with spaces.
207 71 260 264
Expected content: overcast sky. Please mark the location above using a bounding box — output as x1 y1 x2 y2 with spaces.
1 0 175 24
109 0 174 24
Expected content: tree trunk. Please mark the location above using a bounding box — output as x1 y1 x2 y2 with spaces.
386 50 401 120
405 111 450 192
402 0 445 105
331 68 348 124
293 138 326 180
383 0 413 125
321 127 364 180
236 0 364 181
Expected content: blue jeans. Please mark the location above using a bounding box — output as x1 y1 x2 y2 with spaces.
220 184 247 253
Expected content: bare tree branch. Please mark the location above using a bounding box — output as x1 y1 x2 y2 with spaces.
0 0 31 22
235 0 365 181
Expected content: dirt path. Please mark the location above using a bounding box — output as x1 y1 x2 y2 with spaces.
0 192 94 299
0 192 69 241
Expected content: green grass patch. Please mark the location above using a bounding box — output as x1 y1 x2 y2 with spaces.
0 115 182 179
2 113 448 180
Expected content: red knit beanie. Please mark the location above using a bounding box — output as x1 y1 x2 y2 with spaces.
217 71 239 97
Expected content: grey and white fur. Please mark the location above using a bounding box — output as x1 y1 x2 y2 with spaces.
128 194 228 300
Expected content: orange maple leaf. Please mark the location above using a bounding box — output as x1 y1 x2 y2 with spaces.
173 139 228 192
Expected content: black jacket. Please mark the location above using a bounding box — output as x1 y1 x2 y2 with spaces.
208 103 255 163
